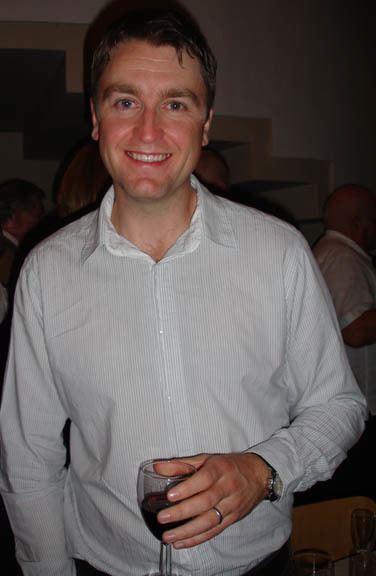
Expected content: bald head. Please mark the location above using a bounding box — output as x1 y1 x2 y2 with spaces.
195 148 230 195
324 184 376 251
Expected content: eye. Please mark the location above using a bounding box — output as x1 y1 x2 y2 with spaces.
167 101 187 112
116 98 135 110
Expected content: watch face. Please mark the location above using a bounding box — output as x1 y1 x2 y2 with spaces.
274 473 283 498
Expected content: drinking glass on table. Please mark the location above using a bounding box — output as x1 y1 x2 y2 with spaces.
350 553 376 576
351 508 376 575
293 548 334 575
351 508 375 553
137 459 196 576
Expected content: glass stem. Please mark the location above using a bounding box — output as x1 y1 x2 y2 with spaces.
159 543 164 575
159 543 172 576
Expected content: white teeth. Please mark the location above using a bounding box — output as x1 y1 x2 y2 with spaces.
127 152 170 162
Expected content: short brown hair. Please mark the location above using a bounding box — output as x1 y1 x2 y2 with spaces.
91 7 217 114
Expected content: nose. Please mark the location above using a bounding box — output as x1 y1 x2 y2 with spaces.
135 108 162 143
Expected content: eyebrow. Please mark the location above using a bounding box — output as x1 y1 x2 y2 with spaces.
160 88 201 107
102 84 201 107
103 84 138 101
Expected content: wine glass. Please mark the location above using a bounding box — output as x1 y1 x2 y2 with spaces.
351 508 376 574
137 459 196 576
293 548 334 575
351 508 375 553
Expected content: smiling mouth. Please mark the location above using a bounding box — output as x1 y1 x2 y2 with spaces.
126 152 171 163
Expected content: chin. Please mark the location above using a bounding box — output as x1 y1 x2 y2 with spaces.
129 187 167 201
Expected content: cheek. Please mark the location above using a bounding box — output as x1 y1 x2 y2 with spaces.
98 125 127 162
101 118 130 142
168 121 206 150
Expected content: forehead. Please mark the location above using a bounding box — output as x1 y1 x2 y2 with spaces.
99 39 205 92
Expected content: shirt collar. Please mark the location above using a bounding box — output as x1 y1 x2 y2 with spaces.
325 230 372 262
81 176 237 263
194 175 237 249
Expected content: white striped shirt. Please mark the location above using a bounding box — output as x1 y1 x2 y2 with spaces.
0 177 366 576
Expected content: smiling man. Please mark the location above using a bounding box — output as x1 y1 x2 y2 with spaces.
0 7 367 576
90 36 211 261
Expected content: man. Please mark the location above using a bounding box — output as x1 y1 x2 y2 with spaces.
0 178 45 375
194 146 230 196
0 178 45 289
312 184 376 499
314 184 376 411
0 8 366 576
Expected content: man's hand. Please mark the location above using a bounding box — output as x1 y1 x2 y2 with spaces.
158 452 270 549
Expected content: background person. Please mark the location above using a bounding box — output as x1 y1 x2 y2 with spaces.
306 183 376 502
0 178 45 376
194 146 230 196
54 138 111 222
0 7 366 576
314 184 376 409
0 178 45 289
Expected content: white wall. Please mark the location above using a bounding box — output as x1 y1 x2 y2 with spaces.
1 0 374 191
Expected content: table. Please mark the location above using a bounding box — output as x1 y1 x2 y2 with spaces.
335 557 349 576
335 553 376 575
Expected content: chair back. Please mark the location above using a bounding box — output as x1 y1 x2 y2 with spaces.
291 496 376 561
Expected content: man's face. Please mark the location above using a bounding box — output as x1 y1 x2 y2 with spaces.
91 40 212 205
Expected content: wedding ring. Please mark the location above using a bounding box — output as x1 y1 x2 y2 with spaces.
213 506 223 525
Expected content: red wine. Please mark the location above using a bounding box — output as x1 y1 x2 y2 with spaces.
141 492 187 541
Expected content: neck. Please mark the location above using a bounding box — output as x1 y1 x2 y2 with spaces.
111 187 197 262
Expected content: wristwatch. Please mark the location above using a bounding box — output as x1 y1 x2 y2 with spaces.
264 462 283 501
253 454 283 501
247 452 283 501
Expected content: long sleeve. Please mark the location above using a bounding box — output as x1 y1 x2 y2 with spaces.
0 255 75 576
251 242 367 495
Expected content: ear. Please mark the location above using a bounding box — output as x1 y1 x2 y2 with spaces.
90 97 99 141
202 109 213 147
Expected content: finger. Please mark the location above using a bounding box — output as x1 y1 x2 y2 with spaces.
172 459 245 505
175 453 209 470
173 528 222 549
167 457 222 502
162 506 228 546
160 486 222 526
212 506 224 525
152 459 197 478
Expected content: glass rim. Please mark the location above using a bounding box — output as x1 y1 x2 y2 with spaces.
352 508 374 515
139 458 196 480
293 548 332 559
